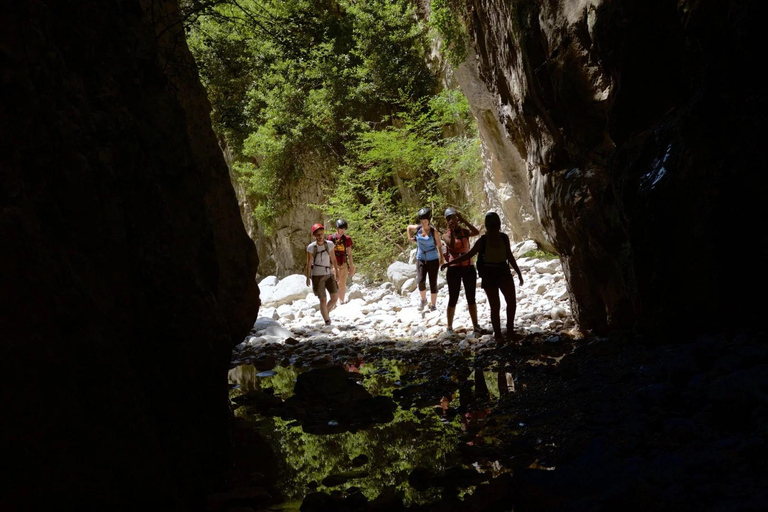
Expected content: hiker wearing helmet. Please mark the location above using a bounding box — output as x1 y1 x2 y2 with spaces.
328 219 355 303
306 223 340 326
406 207 444 311
442 211 523 342
441 208 485 335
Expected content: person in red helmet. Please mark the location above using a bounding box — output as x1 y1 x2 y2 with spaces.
306 223 340 326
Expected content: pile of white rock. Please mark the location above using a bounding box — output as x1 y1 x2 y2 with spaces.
236 240 577 353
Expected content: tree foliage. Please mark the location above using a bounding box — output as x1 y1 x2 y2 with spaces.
183 0 483 277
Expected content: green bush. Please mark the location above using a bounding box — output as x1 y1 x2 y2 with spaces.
520 249 560 261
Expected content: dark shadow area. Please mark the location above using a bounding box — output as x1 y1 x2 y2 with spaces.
224 329 768 511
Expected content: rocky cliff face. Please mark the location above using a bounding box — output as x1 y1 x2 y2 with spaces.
458 0 765 336
1 1 260 509
234 150 340 279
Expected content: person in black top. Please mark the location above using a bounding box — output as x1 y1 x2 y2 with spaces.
442 211 523 342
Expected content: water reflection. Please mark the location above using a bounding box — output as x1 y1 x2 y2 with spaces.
227 356 516 510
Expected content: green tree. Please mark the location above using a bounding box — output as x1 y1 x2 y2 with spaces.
184 0 483 275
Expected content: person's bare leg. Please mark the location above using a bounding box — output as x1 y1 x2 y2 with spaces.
499 279 517 339
468 304 479 330
446 306 455 330
338 266 348 303
486 287 502 340
430 292 438 308
327 292 339 313
319 295 329 322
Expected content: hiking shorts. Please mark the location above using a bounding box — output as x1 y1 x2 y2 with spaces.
481 264 512 290
311 274 338 297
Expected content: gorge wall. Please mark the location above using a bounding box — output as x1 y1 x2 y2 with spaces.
457 0 765 337
1 1 260 509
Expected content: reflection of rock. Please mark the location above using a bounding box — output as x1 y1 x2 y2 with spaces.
293 366 370 403
231 390 283 413
281 366 397 434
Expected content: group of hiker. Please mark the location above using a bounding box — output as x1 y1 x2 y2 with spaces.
306 207 524 342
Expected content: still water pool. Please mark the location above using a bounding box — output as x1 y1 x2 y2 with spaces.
227 356 516 510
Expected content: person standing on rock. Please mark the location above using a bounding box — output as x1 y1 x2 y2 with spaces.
441 208 484 334
328 218 355 304
406 207 443 311
306 223 340 326
442 211 523 342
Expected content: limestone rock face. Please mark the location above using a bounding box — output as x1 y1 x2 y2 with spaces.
461 0 765 336
455 47 554 251
1 1 260 509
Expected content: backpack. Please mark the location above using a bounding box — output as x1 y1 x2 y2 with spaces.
311 240 333 273
476 234 509 279
331 234 349 267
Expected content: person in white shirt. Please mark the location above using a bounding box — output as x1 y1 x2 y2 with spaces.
306 223 340 326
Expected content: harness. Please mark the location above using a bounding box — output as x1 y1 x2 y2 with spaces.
311 241 334 274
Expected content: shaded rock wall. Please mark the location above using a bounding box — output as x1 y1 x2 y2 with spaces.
1 1 260 510
249 151 339 278
462 0 766 336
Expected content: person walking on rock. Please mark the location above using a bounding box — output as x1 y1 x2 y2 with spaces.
328 218 355 304
306 223 340 326
441 207 484 334
406 207 443 311
442 211 523 342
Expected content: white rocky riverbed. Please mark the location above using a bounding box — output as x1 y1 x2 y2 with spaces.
234 240 578 360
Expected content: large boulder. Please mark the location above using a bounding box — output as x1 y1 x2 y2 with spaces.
387 261 418 292
260 274 313 307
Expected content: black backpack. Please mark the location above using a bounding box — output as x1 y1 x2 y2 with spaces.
476 234 509 279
